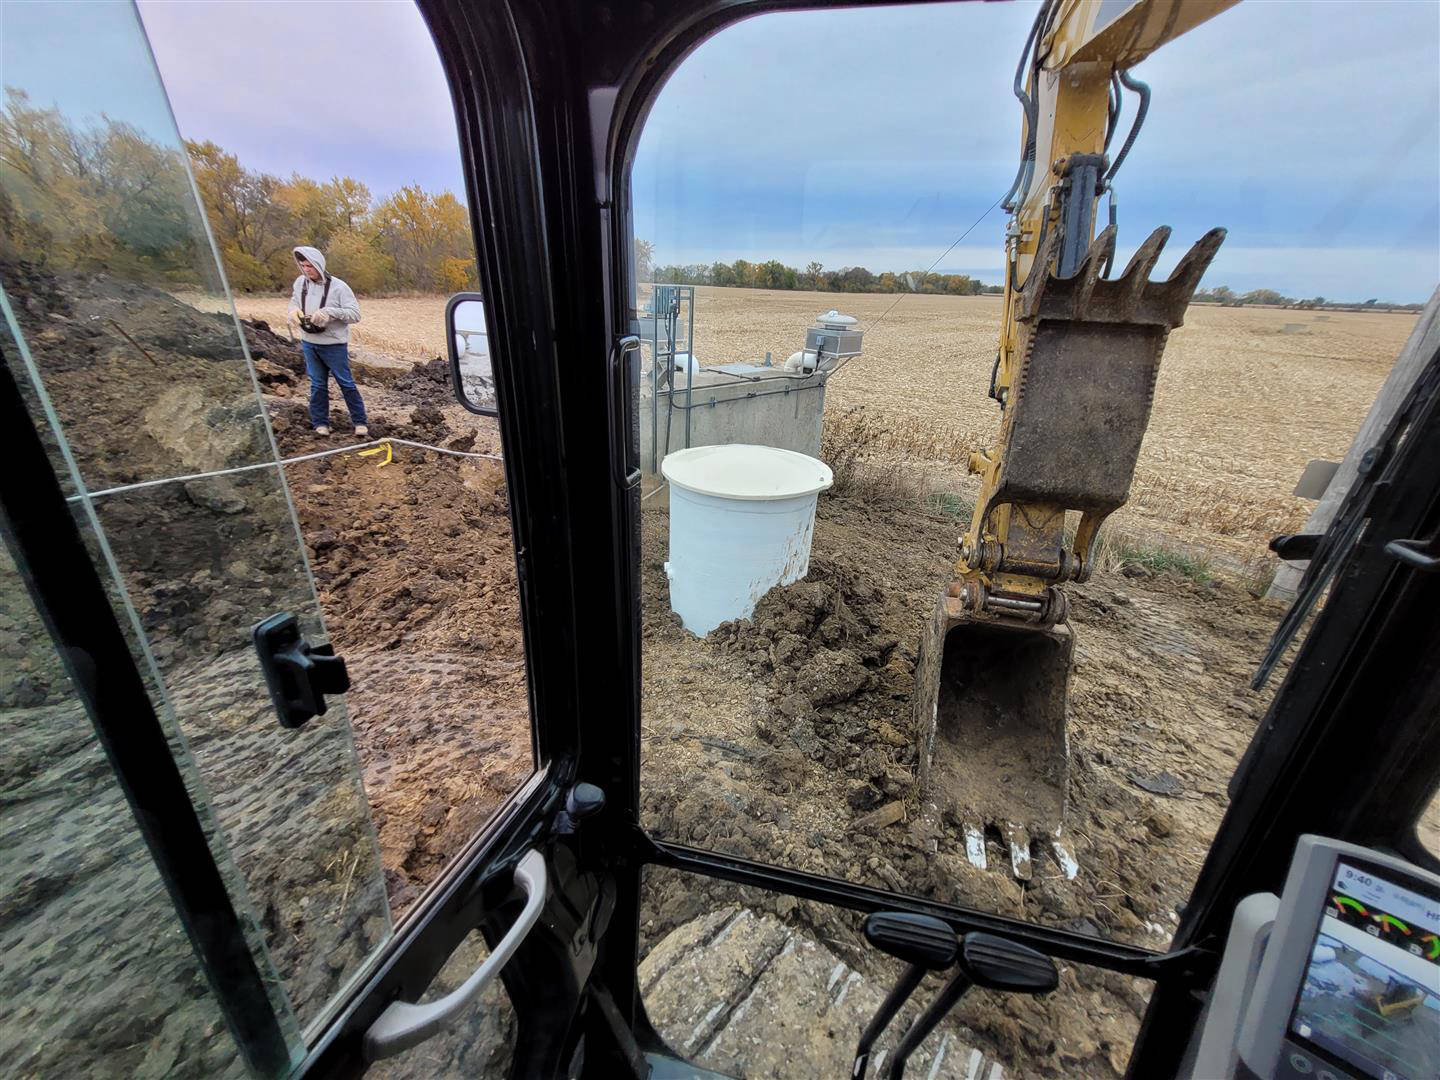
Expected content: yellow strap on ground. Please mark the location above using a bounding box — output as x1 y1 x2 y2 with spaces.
356 440 393 468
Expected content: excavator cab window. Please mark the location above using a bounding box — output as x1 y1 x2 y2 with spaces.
629 2 1438 1072
2 2 1438 1079
0 2 536 1075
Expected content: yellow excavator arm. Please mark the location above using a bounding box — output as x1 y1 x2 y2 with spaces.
964 0 1235 621
912 0 1235 853
1008 0 1236 285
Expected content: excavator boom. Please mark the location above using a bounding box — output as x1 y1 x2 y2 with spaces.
912 0 1233 866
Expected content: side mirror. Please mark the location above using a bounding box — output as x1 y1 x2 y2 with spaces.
445 292 497 415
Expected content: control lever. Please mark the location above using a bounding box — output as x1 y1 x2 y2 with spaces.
852 912 959 1079
887 932 1058 1080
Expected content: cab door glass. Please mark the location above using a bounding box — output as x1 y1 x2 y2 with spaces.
0 527 291 1077
631 0 1436 976
137 0 536 914
1 0 386 1033
3 0 538 1059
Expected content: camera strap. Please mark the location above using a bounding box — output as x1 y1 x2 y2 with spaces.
300 274 332 314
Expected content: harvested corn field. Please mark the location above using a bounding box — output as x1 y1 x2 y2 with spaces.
679 288 1414 561
175 292 458 364
201 286 1415 565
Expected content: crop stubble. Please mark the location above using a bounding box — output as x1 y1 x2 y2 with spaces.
201 286 1413 564
680 287 1412 560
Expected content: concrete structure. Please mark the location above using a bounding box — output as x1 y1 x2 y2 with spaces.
640 362 829 475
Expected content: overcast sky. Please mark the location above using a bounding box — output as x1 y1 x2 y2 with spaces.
6 1 1437 301
633 1 1440 301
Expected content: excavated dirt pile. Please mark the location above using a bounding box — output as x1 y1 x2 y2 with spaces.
638 490 1292 1076
712 563 919 803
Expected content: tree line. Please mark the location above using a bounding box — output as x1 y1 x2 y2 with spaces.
187 142 477 294
640 245 1423 310
639 242 1002 296
0 88 479 296
1192 284 1422 312
1 89 207 282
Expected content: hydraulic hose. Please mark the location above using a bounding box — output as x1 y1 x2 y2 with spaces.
999 0 1050 212
1106 69 1151 185
1104 73 1122 152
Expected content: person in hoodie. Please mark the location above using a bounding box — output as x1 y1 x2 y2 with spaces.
287 245 368 437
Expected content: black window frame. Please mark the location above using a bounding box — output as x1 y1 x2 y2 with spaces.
5 3 1438 1078
411 1 1440 1074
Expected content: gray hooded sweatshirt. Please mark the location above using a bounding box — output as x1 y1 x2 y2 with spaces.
289 246 361 345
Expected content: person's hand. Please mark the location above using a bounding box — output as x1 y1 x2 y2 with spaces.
287 307 302 327
309 310 331 328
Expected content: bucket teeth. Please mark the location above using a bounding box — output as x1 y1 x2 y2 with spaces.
1116 225 1172 309
1073 224 1117 311
1051 838 1079 881
955 818 1082 883
1004 822 1034 882
1118 225 1171 282
1022 225 1226 327
1165 225 1228 292
964 825 988 871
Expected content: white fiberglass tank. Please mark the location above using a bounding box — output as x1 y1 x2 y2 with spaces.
660 444 833 635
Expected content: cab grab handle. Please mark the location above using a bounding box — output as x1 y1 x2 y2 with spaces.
364 849 547 1059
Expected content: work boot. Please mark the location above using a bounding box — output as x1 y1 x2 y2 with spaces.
315 425 331 436
355 424 369 437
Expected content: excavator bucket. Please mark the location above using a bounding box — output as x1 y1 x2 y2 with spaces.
913 225 1226 874
913 595 1072 873
977 225 1227 533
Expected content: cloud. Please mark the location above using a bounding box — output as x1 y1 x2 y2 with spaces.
137 0 466 197
635 1 1439 301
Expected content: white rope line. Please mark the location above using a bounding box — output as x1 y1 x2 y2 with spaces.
69 436 502 502
860 192 1005 337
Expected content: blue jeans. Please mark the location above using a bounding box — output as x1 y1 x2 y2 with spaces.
301 341 367 429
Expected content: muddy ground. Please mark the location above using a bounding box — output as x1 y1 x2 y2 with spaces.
246 320 533 912
637 486 1291 1076
4 263 1408 1078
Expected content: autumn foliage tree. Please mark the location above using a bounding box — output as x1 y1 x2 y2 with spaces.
186 140 296 289
0 87 482 295
187 147 478 294
0 89 206 281
371 186 475 292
